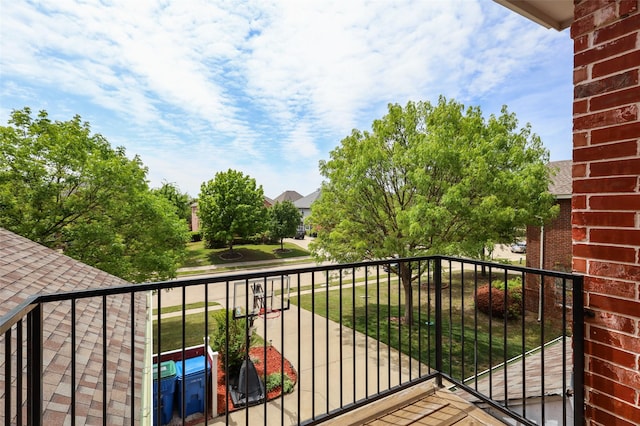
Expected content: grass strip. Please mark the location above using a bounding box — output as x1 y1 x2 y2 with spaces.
153 301 220 315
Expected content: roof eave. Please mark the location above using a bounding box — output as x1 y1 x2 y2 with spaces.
493 0 573 31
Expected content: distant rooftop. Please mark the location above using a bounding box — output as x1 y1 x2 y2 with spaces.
548 160 572 198
273 190 303 203
294 189 321 209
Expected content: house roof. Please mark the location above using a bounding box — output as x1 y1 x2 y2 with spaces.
548 160 572 199
494 0 573 30
293 189 321 209
0 228 147 424
461 337 573 402
273 190 303 203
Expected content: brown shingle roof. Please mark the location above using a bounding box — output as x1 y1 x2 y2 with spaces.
0 228 147 425
548 160 572 198
273 190 303 203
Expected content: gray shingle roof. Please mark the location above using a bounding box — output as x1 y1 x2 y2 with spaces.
462 337 573 402
0 228 147 425
548 160 572 197
293 189 321 209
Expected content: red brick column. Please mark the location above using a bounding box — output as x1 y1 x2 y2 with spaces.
572 1 640 424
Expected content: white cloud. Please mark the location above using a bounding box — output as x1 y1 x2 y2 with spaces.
1 0 573 198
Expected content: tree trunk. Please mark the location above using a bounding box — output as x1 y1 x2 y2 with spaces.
280 237 284 251
401 263 414 325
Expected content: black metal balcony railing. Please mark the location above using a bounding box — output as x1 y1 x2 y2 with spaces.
1 256 584 426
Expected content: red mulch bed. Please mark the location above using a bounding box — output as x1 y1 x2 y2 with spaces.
216 346 297 415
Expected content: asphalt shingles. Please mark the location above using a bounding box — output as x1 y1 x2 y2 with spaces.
0 228 148 425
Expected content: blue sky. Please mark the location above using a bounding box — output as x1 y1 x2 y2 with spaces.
1 0 573 199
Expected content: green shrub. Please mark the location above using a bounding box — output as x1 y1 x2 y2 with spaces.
475 277 524 319
190 231 202 242
493 277 523 307
211 309 255 376
265 372 295 394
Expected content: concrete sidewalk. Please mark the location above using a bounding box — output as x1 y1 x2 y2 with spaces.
209 306 429 425
155 280 431 425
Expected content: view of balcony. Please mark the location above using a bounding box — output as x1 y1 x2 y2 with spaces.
1 249 583 425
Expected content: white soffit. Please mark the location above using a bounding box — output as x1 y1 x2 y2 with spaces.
494 0 574 31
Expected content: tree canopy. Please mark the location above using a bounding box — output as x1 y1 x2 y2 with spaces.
0 107 190 282
269 200 302 251
153 181 192 225
309 97 557 323
198 169 266 251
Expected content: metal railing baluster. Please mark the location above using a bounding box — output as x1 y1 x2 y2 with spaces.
297 272 302 425
102 295 107 424
573 275 585 425
311 270 316 419
352 266 356 404
503 269 508 410
434 257 442 388
27 304 42 426
460 262 465 381
0 256 584 426
17 320 23 426
521 271 527 419
540 275 546 424
4 326 10 426
71 299 76 426
129 292 135 426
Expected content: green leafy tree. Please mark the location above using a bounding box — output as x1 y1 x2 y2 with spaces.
269 200 302 251
153 181 192 225
198 169 266 252
0 107 190 282
309 98 557 324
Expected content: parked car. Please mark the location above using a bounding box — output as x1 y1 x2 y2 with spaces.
294 230 306 239
383 261 399 274
510 241 526 253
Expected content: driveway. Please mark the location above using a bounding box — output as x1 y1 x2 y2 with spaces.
283 236 314 251
492 243 527 264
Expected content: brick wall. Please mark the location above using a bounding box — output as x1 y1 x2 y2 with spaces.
525 199 572 313
527 198 573 272
572 1 640 424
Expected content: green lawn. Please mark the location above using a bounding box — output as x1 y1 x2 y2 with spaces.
181 241 310 268
153 310 219 353
291 269 564 380
153 310 262 354
153 301 220 315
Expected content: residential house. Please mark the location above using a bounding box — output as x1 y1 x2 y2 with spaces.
293 189 321 234
0 228 149 424
498 1 640 424
525 160 573 314
527 160 573 274
272 190 303 203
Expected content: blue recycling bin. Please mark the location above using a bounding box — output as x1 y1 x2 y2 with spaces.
175 356 209 418
153 360 177 426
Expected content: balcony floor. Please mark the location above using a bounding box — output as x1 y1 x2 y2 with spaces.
320 382 506 426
